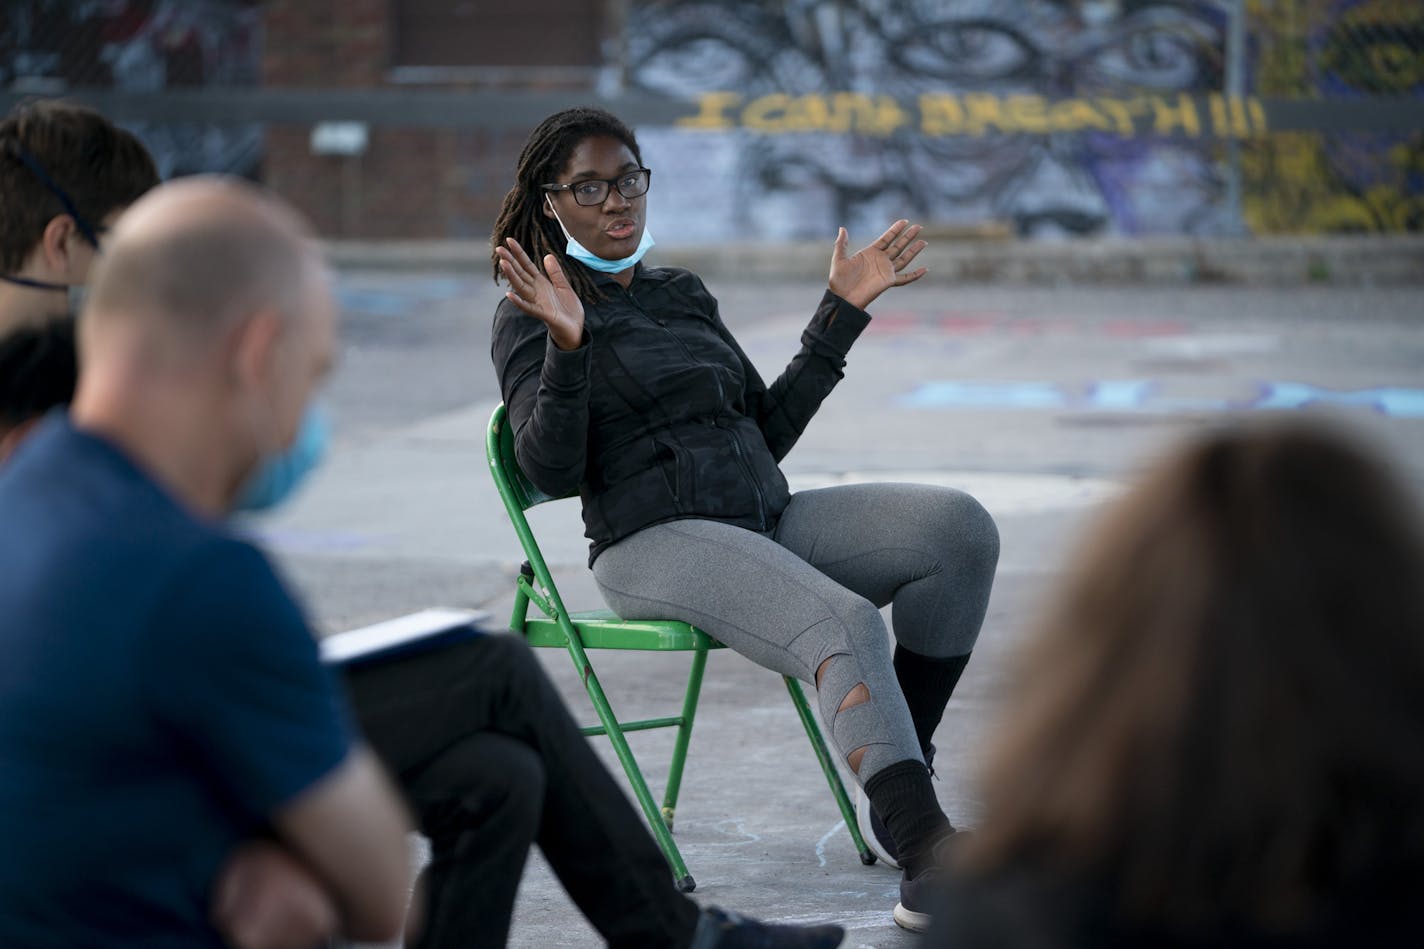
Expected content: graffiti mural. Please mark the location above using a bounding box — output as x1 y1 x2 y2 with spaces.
1243 0 1424 233
0 0 262 178
627 0 1236 242
627 0 1423 242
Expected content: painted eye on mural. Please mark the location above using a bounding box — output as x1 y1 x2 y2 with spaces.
894 20 1040 82
1085 8 1222 92
631 35 763 97
1320 15 1424 94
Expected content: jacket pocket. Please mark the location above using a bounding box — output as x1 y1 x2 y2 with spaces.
652 435 693 510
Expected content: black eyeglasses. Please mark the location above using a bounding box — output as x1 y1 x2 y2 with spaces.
542 168 651 207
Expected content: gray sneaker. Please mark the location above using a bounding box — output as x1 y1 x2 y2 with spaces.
892 865 941 932
892 826 963 934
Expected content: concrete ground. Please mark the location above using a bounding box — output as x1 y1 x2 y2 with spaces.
256 269 1424 948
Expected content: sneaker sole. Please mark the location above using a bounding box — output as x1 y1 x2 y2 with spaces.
854 787 902 870
892 900 931 933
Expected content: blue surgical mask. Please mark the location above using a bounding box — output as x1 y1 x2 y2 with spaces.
546 196 655 274
67 284 88 316
234 403 329 512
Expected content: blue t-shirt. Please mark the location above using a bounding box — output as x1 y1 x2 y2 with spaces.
0 415 354 946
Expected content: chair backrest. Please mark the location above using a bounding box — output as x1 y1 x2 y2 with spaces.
486 402 573 512
486 402 577 619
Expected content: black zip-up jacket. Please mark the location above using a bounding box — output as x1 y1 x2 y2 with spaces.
490 263 871 565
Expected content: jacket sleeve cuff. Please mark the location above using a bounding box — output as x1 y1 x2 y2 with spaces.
802 290 871 357
540 330 592 393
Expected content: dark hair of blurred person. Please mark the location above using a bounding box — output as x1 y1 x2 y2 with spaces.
0 98 159 454
0 99 157 281
931 418 1424 946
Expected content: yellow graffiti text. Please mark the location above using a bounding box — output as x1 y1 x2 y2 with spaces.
678 92 912 135
679 91 1270 138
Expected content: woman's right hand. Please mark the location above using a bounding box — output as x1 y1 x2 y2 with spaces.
496 237 585 351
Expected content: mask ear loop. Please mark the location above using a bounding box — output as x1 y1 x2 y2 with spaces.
544 193 577 249
545 193 568 234
0 273 68 291
4 140 104 249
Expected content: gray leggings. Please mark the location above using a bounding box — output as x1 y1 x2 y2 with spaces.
592 482 999 784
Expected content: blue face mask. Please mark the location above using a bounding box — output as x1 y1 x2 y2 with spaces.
546 196 655 274
234 403 329 512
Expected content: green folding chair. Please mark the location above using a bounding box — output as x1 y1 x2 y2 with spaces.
485 402 873 891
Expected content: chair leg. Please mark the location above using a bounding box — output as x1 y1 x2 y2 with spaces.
784 675 876 866
661 646 708 832
508 569 530 632
578 651 697 892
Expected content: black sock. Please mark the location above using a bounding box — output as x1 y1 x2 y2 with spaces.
894 646 971 755
863 759 950 879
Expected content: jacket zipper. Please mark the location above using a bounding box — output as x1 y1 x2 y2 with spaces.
624 287 769 527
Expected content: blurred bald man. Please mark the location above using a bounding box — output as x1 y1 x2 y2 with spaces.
0 177 413 946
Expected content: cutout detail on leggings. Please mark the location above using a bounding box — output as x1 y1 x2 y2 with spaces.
846 745 869 773
839 682 870 711
817 653 876 772
840 682 871 772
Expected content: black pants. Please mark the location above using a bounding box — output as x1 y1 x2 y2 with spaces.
342 633 702 949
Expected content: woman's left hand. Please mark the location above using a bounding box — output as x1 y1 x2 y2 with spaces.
827 219 928 311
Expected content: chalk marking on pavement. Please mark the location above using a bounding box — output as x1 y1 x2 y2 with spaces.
715 817 761 843
816 819 846 867
898 379 1424 418
766 908 898 930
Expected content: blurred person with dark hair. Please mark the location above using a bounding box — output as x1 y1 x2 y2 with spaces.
928 419 1424 947
0 176 414 947
0 98 158 458
492 106 1000 932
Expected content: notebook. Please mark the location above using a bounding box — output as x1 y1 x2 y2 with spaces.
320 607 489 667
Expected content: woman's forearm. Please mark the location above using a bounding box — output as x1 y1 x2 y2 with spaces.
494 316 593 497
749 290 872 459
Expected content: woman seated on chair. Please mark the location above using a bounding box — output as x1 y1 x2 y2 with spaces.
490 106 1000 933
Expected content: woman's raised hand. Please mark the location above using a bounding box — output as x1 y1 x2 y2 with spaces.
496 238 585 351
827 219 928 312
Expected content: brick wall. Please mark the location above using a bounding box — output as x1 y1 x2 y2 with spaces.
261 0 591 240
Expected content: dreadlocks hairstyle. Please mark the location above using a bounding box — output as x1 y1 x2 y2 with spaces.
491 107 643 305
0 99 159 272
